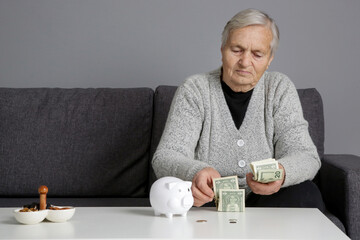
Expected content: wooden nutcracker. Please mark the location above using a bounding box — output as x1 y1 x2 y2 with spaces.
38 185 48 210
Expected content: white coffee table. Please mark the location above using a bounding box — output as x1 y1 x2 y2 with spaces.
0 207 349 239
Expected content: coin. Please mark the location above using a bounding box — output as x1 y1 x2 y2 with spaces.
229 219 237 223
196 220 207 223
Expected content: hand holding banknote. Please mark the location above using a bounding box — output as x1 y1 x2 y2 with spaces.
247 159 285 195
191 167 221 207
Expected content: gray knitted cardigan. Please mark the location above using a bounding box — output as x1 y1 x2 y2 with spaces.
152 68 320 195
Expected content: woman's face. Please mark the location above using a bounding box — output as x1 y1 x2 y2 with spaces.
221 25 274 92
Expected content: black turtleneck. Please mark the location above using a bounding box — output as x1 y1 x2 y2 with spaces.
220 80 253 129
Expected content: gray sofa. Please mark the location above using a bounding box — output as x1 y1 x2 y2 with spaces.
0 87 359 239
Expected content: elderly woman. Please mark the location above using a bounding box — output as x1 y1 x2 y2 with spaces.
152 9 325 210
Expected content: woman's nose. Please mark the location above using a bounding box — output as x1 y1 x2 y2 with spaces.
238 52 251 67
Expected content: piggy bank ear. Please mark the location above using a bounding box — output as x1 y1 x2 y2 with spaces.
166 182 177 190
186 181 192 188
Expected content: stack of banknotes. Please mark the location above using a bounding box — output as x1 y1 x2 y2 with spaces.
213 176 245 212
250 158 284 183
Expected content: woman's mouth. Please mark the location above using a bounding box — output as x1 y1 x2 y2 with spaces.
236 70 251 75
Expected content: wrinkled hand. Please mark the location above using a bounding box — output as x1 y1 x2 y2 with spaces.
246 164 285 195
191 167 221 207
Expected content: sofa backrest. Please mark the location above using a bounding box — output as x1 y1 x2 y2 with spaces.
149 86 178 185
0 88 153 198
150 86 325 179
297 88 325 159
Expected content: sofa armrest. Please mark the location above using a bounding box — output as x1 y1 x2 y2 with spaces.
319 154 360 238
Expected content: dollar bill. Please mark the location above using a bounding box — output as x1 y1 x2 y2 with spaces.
212 176 239 206
257 169 284 183
217 189 245 212
250 158 283 183
250 158 278 180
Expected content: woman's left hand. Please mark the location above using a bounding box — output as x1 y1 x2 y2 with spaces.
246 164 285 195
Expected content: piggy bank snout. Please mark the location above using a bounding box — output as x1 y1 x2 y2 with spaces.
182 195 194 208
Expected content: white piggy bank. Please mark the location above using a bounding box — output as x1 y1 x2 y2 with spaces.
150 177 194 218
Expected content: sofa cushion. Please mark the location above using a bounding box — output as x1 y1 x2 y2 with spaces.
0 88 153 198
150 86 325 169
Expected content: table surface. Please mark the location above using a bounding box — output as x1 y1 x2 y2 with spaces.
0 207 349 240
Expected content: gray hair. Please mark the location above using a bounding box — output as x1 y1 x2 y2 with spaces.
221 9 280 56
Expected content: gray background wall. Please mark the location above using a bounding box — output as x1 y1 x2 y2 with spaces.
0 0 359 156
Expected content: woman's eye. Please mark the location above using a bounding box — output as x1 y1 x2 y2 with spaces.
253 53 263 58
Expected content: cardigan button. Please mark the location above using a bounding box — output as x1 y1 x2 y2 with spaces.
237 139 245 147
238 160 246 168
